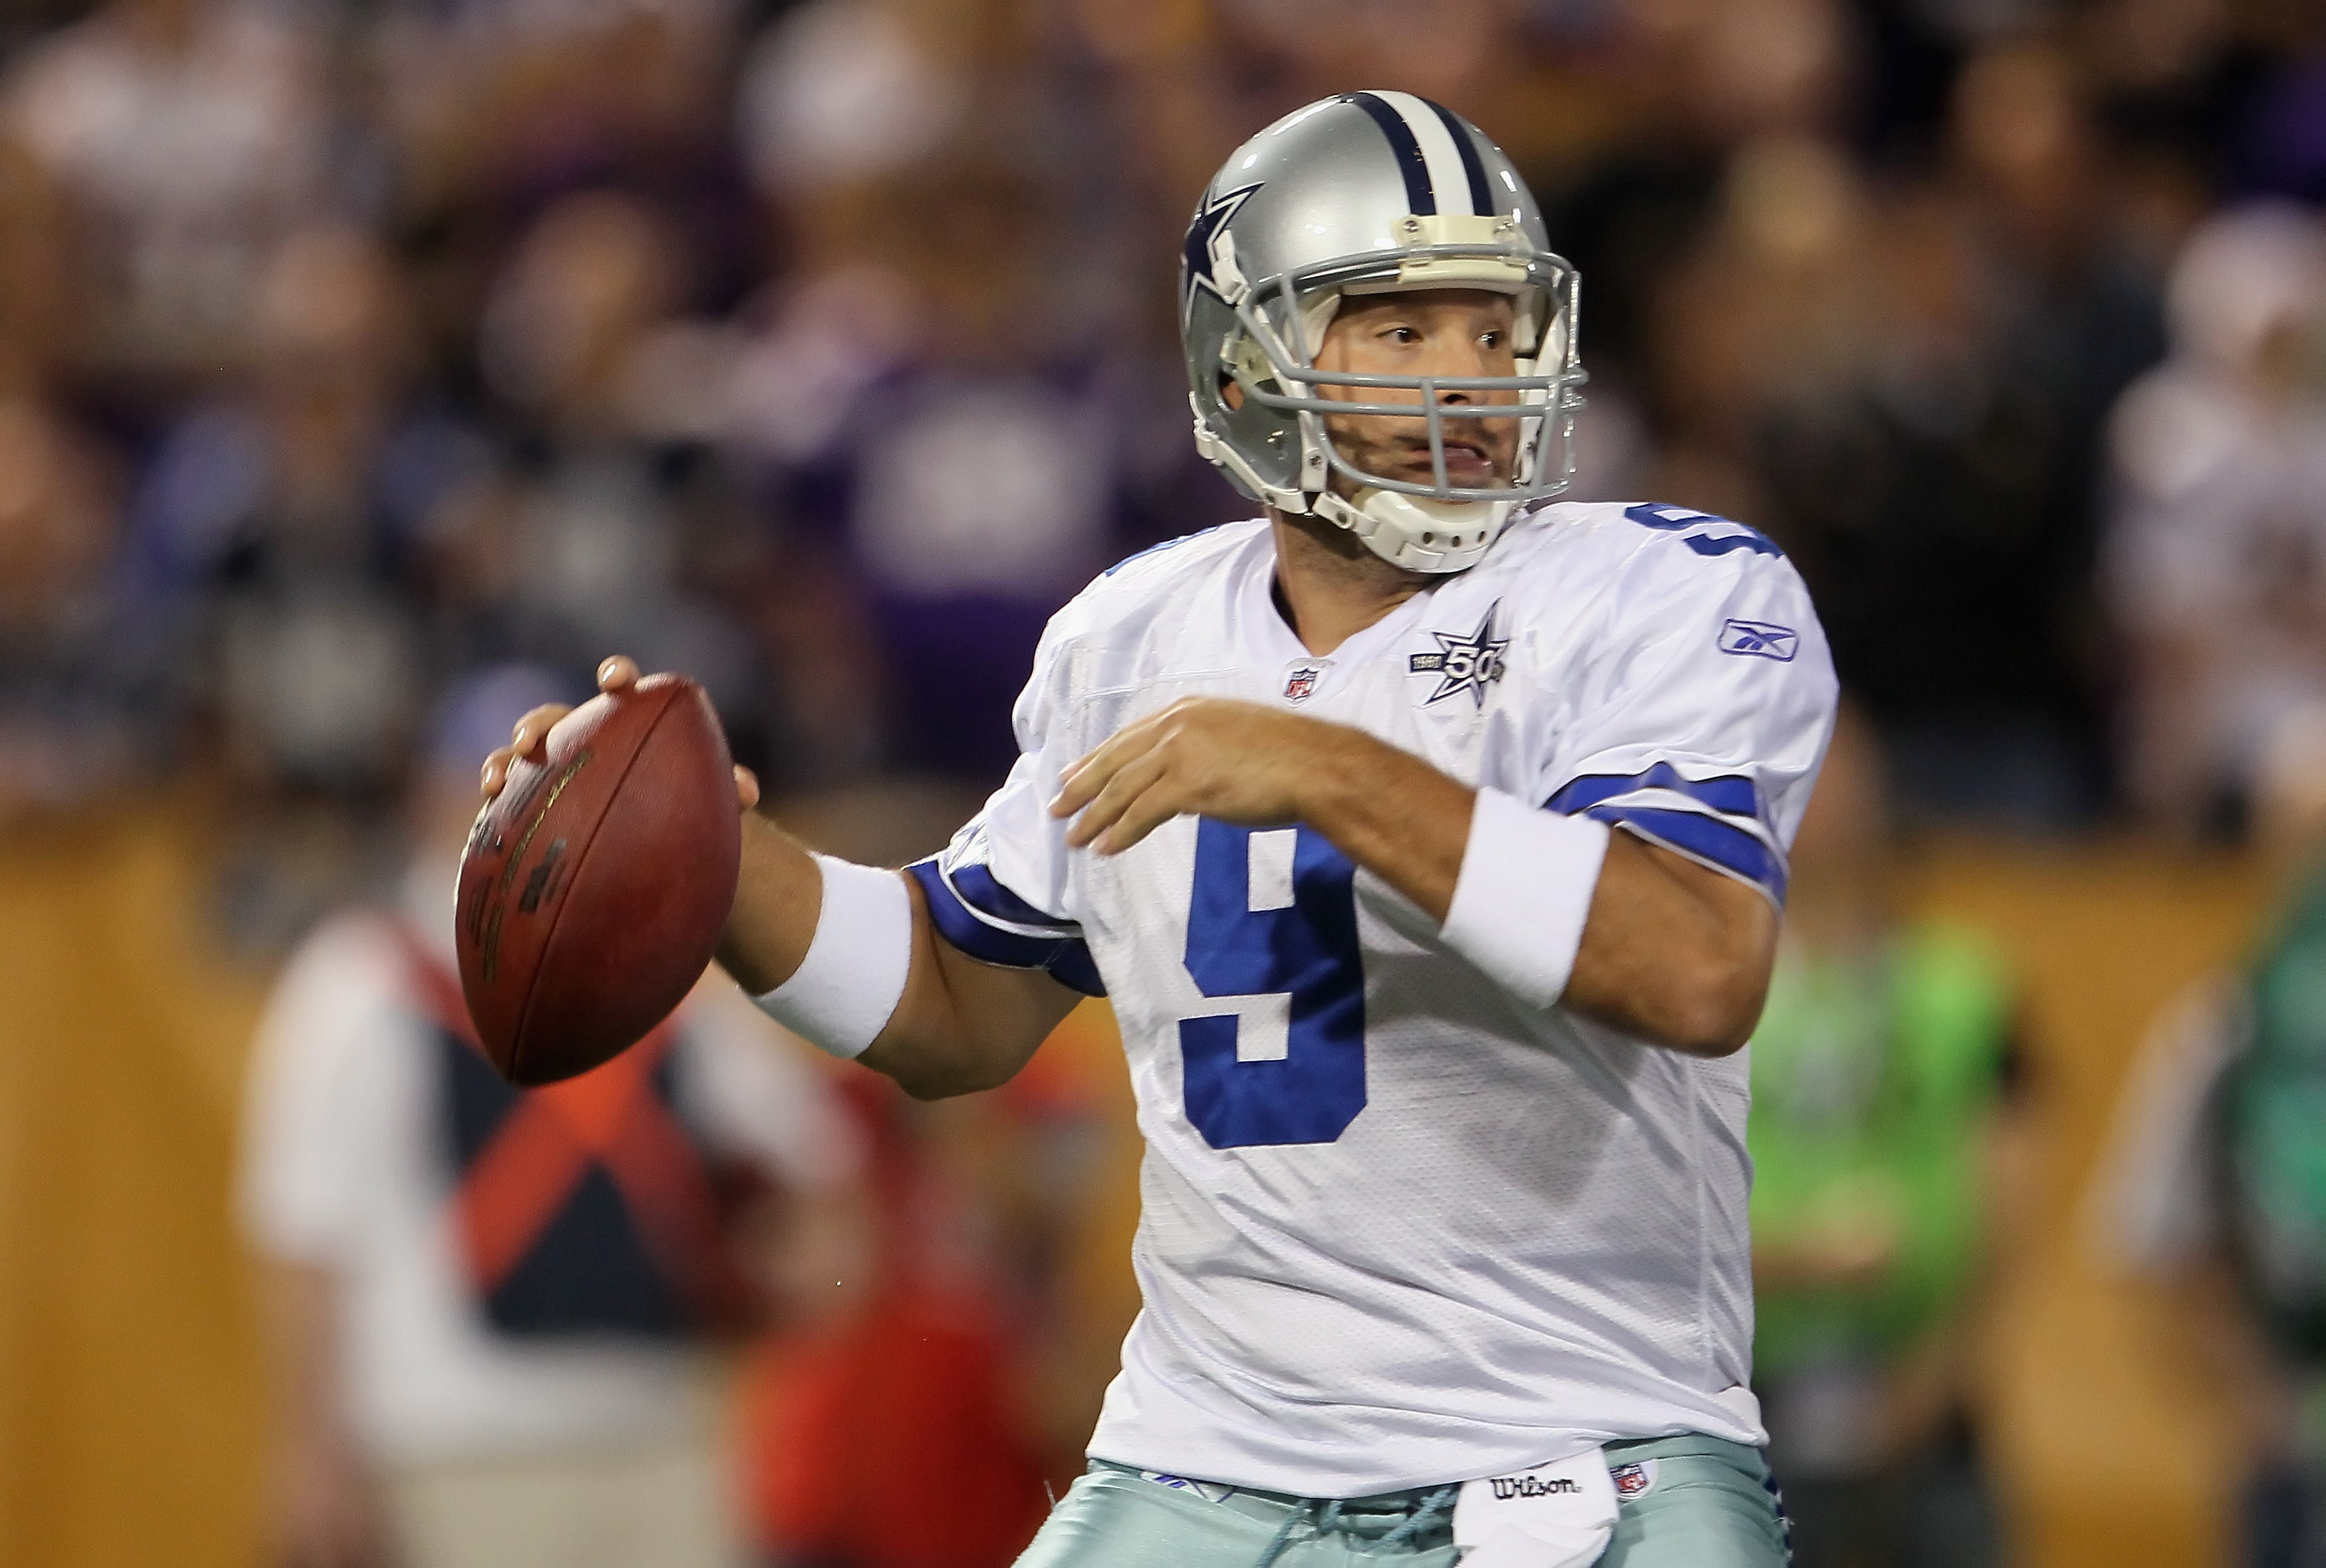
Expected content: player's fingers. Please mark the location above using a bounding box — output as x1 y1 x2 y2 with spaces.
1065 747 1171 849
1053 730 1141 816
733 765 761 812
1054 708 1180 814
596 655 640 691
1093 777 1189 856
509 703 572 758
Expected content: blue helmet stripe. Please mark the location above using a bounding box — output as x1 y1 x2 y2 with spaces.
1420 97 1494 215
1343 91 1436 215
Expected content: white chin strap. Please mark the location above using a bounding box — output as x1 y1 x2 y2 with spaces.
1310 488 1515 574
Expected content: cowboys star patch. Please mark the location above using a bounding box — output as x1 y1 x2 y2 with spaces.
1409 604 1510 708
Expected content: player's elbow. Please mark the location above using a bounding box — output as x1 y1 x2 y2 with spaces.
868 1034 1019 1101
889 1054 1014 1101
893 1070 975 1102
1648 953 1771 1056
865 1010 1046 1101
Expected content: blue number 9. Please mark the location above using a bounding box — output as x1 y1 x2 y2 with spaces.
1180 818 1367 1149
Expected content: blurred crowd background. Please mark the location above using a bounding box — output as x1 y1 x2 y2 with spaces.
2 0 2325 1564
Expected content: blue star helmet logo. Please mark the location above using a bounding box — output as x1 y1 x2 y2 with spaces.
1183 183 1263 309
1407 603 1511 708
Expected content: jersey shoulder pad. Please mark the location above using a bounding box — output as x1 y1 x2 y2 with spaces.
1515 498 1786 567
1050 519 1265 641
1496 499 1824 667
1013 519 1263 719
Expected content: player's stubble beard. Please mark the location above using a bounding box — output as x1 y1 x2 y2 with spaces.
1265 408 1517 617
1263 505 1429 648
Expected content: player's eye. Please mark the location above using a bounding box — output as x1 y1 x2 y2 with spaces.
1381 325 1418 344
1479 331 1503 350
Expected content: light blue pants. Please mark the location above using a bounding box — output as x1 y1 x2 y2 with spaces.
1015 1435 1789 1568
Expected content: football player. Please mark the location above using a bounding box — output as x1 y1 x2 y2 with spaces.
488 91 1833 1567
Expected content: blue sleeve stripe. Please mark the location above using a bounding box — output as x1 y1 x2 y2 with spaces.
1544 763 1758 820
909 860 1056 964
1585 805 1787 901
905 861 1107 997
946 861 1078 936
1044 942 1107 998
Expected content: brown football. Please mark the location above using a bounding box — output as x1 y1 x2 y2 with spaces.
455 673 741 1084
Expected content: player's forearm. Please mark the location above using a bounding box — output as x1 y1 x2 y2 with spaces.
713 811 824 994
723 815 1073 1094
858 877 1078 1099
1302 735 1775 1055
1562 831 1778 1055
1296 729 1473 922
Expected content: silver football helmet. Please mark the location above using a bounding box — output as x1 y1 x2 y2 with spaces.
1180 91 1586 574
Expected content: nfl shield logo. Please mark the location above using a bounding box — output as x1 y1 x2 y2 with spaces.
1283 667 1321 704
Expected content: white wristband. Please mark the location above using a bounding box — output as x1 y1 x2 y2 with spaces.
751 855 912 1059
1441 787 1611 1009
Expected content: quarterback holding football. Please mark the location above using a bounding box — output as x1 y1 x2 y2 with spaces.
489 91 1834 1568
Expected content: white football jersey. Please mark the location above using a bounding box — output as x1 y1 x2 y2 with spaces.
906 500 1838 1497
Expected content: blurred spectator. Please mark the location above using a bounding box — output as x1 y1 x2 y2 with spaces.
2090 706 2326 1568
378 0 756 309
0 395 158 825
457 189 767 756
240 665 862 1568
2231 14 2326 203
1749 707 2025 1568
2083 0 2266 252
1753 42 2166 827
0 0 329 401
129 226 477 792
1643 129 1879 524
738 1011 1134 1568
736 0 967 208
112 225 482 947
0 133 77 394
725 160 1132 786
1227 0 1517 108
2104 202 2326 837
1542 0 1851 408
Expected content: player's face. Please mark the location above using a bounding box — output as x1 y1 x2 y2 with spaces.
1313 288 1521 493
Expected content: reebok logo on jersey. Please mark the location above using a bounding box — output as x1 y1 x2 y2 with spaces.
1718 619 1797 661
1486 1474 1584 1500
1409 603 1510 707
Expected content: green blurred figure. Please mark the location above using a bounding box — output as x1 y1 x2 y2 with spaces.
1747 708 2025 1568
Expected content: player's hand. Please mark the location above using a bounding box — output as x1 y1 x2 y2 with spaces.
1051 697 1347 855
478 656 759 811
